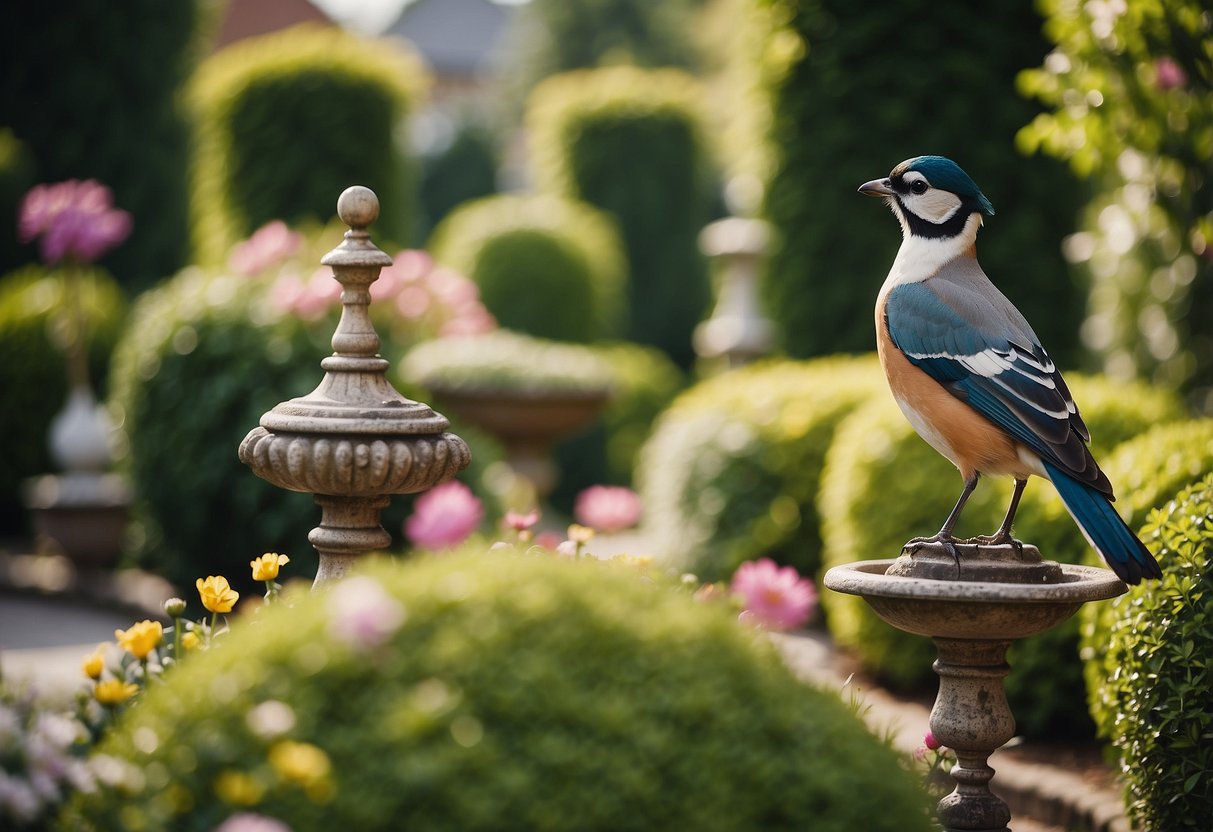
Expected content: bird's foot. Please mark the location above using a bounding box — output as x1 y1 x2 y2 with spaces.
903 533 963 578
973 530 1024 555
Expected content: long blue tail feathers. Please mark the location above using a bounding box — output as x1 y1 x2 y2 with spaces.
1044 461 1162 584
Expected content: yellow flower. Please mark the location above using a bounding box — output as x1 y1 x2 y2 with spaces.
269 740 331 787
114 620 163 660
181 630 200 651
567 523 595 543
82 646 106 679
214 770 264 806
197 575 239 614
251 552 290 582
94 678 138 706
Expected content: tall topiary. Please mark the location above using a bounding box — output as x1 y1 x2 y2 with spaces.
1086 475 1213 830
757 0 1086 364
0 266 126 534
189 25 426 263
639 354 883 583
1019 0 1213 411
0 0 200 291
528 65 714 367
818 374 1184 693
428 194 626 343
62 550 933 832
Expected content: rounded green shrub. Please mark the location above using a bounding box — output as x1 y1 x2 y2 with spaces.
1086 475 1213 830
188 25 426 262
1080 418 1213 722
639 354 883 583
817 373 1183 694
62 550 932 832
528 65 713 368
109 269 326 589
0 266 127 534
428 194 626 342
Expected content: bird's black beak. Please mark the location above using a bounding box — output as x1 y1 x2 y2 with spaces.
858 177 895 197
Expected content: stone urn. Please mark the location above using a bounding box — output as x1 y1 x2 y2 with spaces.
239 186 470 585
824 541 1125 832
425 384 609 500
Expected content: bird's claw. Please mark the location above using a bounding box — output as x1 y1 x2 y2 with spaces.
974 531 1024 555
904 534 963 578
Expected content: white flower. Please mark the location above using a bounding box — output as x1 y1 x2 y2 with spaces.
328 576 407 650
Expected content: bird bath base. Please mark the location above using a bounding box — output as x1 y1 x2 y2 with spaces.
824 541 1125 832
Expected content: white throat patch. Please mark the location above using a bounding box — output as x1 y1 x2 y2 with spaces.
880 213 983 291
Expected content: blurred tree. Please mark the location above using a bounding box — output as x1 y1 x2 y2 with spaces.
757 1 1087 366
0 0 202 291
1019 0 1213 413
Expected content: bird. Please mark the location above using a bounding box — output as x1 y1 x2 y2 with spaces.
858 155 1161 584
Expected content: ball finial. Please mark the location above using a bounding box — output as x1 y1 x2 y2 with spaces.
337 186 379 229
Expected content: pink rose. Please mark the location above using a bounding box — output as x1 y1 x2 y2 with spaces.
573 486 643 533
404 481 483 550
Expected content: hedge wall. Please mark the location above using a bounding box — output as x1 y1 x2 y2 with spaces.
528 65 714 368
188 25 426 264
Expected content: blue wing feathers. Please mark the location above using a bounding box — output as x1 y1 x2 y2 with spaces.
1044 461 1160 584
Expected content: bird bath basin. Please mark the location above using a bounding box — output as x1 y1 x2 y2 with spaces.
824 542 1125 832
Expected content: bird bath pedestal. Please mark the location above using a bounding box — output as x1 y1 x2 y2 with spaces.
239 186 470 586
824 542 1125 832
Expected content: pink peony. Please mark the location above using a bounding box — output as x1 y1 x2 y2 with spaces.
18 179 132 264
504 509 540 532
573 485 643 533
404 481 483 550
229 221 303 276
1154 57 1187 91
729 558 817 631
327 576 407 650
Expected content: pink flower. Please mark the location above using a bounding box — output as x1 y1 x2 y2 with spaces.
229 221 303 276
18 179 132 264
573 486 643 533
533 530 564 551
214 813 293 832
504 510 540 532
1154 57 1187 91
923 730 942 751
404 481 483 550
328 576 407 650
268 268 340 320
729 558 817 631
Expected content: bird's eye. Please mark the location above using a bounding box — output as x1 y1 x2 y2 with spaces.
910 179 929 195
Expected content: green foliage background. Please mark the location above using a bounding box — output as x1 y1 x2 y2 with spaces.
757 0 1086 365
0 0 202 290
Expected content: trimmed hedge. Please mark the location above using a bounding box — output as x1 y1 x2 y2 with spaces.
188 25 426 263
528 65 714 367
757 0 1085 364
818 374 1185 693
0 0 200 290
428 194 626 343
1088 475 1213 830
639 354 882 583
1080 418 1213 723
62 550 932 832
0 266 127 534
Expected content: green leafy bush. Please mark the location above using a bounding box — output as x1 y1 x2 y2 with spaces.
756 0 1085 364
0 0 200 290
1080 418 1213 723
1086 475 1213 829
416 123 499 240
62 550 932 832
188 25 426 262
428 194 626 342
0 266 126 534
818 374 1183 693
109 269 326 588
639 354 882 583
528 65 713 367
1019 0 1213 408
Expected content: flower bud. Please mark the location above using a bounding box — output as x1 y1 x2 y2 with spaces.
164 597 187 618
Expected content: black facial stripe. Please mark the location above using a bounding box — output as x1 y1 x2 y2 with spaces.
896 195 982 239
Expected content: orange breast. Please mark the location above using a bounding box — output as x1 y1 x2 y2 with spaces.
875 297 1028 480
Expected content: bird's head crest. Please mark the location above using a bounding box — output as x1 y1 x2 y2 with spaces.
896 156 995 217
